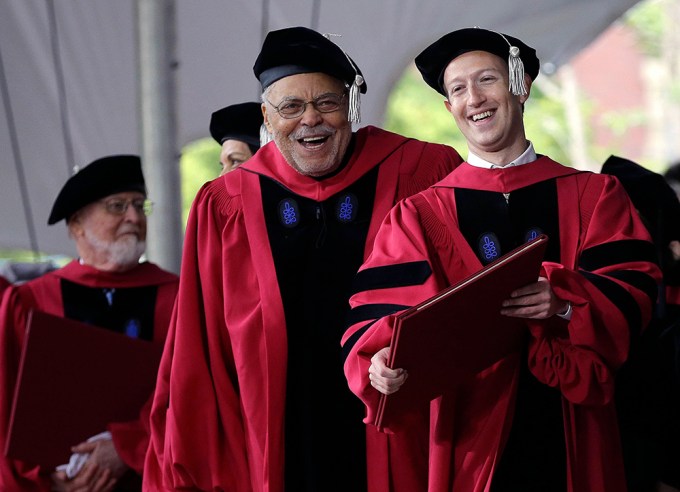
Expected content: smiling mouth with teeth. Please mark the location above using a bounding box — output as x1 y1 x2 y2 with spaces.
472 110 493 122
298 135 330 147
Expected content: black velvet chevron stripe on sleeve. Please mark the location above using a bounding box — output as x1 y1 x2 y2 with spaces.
350 261 432 297
342 303 411 361
345 303 412 331
604 269 659 306
579 270 642 338
579 239 658 272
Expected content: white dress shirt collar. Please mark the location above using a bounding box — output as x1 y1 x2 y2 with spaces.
467 141 537 169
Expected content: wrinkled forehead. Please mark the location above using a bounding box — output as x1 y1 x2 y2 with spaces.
266 72 347 100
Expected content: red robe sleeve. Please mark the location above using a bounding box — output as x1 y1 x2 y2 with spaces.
144 182 252 491
0 287 50 491
528 175 660 406
343 197 458 425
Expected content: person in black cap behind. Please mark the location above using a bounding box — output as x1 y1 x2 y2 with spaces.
0 155 179 492
209 102 264 175
602 155 680 492
145 26 463 492
342 27 660 492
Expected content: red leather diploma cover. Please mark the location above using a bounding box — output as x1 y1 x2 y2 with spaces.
5 311 162 468
375 235 548 430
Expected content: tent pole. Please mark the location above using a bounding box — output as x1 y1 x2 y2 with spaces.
136 0 182 274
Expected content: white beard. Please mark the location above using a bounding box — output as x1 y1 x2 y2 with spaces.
83 229 146 269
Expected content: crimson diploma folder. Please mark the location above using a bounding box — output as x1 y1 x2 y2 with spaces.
5 310 163 469
375 235 548 430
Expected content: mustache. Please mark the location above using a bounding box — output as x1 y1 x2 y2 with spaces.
118 225 141 235
290 125 336 140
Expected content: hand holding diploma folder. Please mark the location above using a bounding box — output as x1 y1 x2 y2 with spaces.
374 235 548 431
5 310 162 469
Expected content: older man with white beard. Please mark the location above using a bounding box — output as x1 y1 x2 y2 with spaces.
0 155 179 492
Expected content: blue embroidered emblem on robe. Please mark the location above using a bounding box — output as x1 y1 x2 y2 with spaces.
335 193 358 223
525 227 543 242
479 232 501 262
278 199 300 228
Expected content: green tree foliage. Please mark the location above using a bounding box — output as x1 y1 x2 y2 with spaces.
179 138 221 227
625 0 664 56
383 65 468 154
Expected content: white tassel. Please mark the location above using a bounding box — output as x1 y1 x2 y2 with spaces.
348 74 363 124
495 31 527 96
508 45 527 96
323 31 362 123
259 123 272 147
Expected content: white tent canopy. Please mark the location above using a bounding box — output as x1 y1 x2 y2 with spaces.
0 0 640 268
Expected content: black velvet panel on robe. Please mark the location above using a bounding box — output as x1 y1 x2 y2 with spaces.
60 279 157 341
454 180 568 492
261 166 378 492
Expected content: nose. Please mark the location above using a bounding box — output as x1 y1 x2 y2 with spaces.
123 203 145 222
299 102 324 126
468 84 486 107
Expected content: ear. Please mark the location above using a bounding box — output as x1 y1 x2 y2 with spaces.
444 98 453 114
519 75 532 105
261 103 274 134
67 214 84 238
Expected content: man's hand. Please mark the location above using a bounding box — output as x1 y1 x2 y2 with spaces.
669 239 680 262
500 276 568 319
368 347 408 395
51 438 128 492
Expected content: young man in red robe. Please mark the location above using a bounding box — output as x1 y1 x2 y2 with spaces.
144 26 463 492
342 28 661 492
0 155 179 492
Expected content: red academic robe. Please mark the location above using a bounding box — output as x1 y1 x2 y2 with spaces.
0 260 179 492
343 158 661 492
144 126 463 492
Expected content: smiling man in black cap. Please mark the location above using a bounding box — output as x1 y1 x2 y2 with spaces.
0 155 178 492
144 26 462 492
209 102 264 175
342 27 661 492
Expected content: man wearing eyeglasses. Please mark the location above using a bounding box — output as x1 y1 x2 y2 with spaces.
0 155 179 492
145 26 462 492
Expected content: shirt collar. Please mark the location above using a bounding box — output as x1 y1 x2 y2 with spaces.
467 141 537 169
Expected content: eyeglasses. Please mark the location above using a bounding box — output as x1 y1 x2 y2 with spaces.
265 93 346 119
101 198 154 216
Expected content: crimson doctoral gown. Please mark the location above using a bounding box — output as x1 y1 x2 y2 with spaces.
0 260 178 491
144 126 463 492
342 157 661 492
